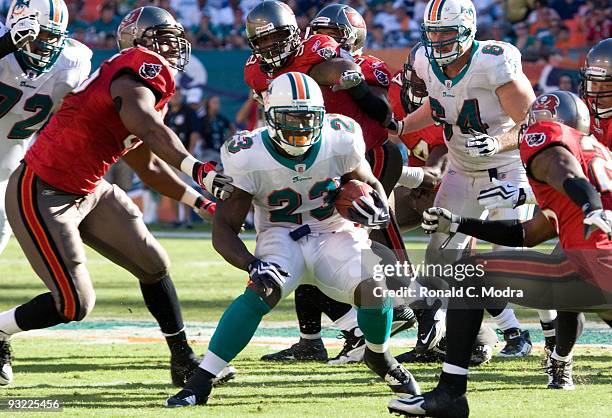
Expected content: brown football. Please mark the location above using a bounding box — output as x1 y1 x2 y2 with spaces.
335 180 374 220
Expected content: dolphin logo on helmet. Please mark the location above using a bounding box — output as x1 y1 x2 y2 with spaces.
6 0 68 75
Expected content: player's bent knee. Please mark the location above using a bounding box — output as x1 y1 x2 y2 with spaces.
75 293 96 321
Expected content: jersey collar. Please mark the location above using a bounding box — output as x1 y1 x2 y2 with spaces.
430 40 479 88
262 130 322 172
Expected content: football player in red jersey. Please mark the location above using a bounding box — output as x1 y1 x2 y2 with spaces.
388 43 447 232
247 2 418 366
581 38 611 149
389 91 612 416
0 7 235 388
244 3 405 255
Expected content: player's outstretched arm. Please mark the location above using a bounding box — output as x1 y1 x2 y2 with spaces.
111 75 193 168
389 98 435 136
310 58 391 125
212 187 256 271
422 207 556 247
530 145 611 239
122 143 215 221
110 74 233 200
494 76 536 152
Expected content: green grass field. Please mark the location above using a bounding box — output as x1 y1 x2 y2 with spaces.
1 237 611 417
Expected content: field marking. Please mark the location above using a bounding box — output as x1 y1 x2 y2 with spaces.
13 319 610 349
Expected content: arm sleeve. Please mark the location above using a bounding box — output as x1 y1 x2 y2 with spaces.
457 218 525 247
220 136 257 195
114 49 175 102
361 56 391 89
337 120 367 174
486 42 523 90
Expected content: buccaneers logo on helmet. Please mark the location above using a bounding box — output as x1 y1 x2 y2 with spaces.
533 94 560 117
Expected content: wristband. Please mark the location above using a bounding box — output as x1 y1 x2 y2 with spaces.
180 186 201 208
398 166 424 188
180 155 199 179
562 177 603 214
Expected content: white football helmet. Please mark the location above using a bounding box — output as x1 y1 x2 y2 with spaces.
421 0 476 67
264 72 325 157
6 0 68 74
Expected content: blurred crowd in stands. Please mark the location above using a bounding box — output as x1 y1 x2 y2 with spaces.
1 0 608 59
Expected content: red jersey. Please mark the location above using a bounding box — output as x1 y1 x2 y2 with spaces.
590 115 611 149
521 121 612 290
521 121 612 250
244 34 340 93
389 70 445 167
26 47 175 194
244 35 391 151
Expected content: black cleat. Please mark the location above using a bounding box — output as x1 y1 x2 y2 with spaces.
261 338 328 362
414 308 445 354
0 339 13 386
385 363 421 397
388 387 469 417
165 368 214 408
396 337 446 364
164 388 208 408
391 306 418 337
328 328 365 365
498 328 532 357
546 356 575 390
170 351 201 387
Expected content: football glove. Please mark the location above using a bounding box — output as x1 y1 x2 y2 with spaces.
478 178 535 209
10 13 40 49
465 129 500 157
194 196 216 223
194 161 234 201
421 207 461 235
347 189 390 229
332 70 364 92
583 209 612 240
247 259 290 297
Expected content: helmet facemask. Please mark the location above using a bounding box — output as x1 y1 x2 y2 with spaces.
401 61 428 113
18 24 66 74
266 107 324 156
421 24 473 67
248 26 301 70
581 67 612 120
139 25 191 71
307 23 358 56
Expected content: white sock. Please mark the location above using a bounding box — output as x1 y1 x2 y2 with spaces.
538 310 557 323
492 308 521 331
365 339 389 353
300 332 321 340
199 350 228 376
551 348 572 362
334 308 359 332
442 362 468 376
0 308 22 339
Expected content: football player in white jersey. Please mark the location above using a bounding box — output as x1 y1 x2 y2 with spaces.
165 72 421 407
0 0 92 256
388 0 558 360
0 0 91 386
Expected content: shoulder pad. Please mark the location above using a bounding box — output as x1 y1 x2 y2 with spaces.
57 38 93 69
